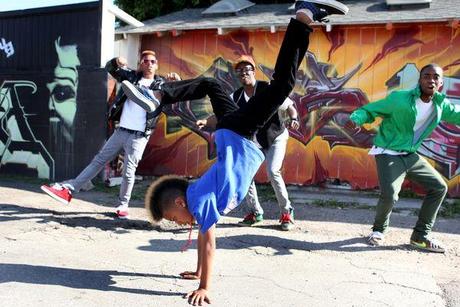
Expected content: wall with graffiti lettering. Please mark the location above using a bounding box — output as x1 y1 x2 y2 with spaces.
137 22 460 197
0 2 107 181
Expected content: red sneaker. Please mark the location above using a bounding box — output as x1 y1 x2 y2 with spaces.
40 183 72 205
115 205 129 219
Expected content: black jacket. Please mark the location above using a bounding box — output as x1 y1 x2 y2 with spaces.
232 81 286 149
105 58 164 136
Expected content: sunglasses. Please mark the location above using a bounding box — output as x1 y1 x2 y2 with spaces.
235 66 254 75
142 59 158 65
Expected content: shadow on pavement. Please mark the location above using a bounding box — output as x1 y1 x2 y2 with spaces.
139 235 409 255
0 263 182 296
0 203 155 232
228 203 460 235
0 179 145 209
3 178 459 235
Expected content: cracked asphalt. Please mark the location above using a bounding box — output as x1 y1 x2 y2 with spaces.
1 179 459 307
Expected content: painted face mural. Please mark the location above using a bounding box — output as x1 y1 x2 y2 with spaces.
47 37 80 143
0 1 106 181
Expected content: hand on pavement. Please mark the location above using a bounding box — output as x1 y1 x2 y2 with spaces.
185 288 211 306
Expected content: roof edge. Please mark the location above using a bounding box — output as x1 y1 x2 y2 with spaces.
116 18 457 34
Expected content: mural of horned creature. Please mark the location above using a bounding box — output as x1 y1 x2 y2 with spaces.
259 51 374 148
159 51 459 184
47 37 80 145
161 51 375 157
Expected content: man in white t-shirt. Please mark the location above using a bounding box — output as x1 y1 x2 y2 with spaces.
350 64 460 253
40 50 180 219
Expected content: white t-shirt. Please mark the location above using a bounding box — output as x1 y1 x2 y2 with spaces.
413 98 434 131
368 98 434 156
119 77 154 132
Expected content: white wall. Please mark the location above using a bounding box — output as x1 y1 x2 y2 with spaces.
113 33 141 68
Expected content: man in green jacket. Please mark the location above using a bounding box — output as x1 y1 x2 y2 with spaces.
350 64 460 253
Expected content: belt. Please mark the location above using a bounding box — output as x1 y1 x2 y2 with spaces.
118 126 146 137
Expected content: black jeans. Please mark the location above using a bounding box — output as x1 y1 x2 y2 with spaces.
158 18 312 139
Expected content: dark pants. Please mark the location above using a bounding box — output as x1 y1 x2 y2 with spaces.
158 18 312 139
373 153 448 239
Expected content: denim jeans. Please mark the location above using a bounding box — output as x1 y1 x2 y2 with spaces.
244 129 292 215
64 128 149 207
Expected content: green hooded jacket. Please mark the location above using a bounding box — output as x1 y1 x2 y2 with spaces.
350 87 460 153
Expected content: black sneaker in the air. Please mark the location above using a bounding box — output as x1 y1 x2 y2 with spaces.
295 0 349 22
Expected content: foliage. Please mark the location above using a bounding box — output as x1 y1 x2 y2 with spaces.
312 199 362 209
115 0 295 22
115 0 217 22
439 200 460 218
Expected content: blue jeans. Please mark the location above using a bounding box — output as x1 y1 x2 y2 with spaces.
64 128 149 207
244 129 292 215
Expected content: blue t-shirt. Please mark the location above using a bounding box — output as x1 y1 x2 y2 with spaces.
186 129 264 233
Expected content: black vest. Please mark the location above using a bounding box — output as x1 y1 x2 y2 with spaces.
232 81 285 149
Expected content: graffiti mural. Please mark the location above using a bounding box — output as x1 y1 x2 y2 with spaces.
0 37 14 58
138 23 460 197
0 80 54 178
47 37 81 146
0 2 107 180
386 64 460 180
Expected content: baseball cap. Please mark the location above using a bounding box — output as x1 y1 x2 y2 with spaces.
234 55 256 69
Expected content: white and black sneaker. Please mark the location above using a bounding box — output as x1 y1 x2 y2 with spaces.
367 231 385 246
121 80 160 113
295 0 349 22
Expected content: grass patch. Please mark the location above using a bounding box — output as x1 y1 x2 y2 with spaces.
255 184 277 202
311 199 367 209
412 200 460 218
398 189 423 199
439 200 460 218
91 180 119 196
0 173 44 185
91 179 150 201
0 173 149 201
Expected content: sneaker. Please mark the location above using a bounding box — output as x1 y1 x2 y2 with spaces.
410 236 445 253
295 0 349 22
121 80 160 113
367 231 385 246
238 212 263 226
280 209 295 231
40 183 72 205
115 205 129 219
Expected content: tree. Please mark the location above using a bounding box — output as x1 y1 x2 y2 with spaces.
115 0 217 22
115 0 294 22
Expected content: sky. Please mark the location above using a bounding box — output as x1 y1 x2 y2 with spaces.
0 0 101 12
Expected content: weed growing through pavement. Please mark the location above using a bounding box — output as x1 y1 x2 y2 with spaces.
439 200 460 218
311 199 369 210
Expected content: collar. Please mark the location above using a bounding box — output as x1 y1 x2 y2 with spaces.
411 86 446 105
